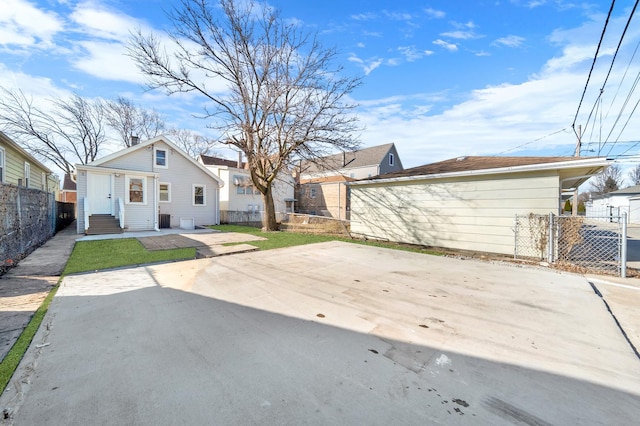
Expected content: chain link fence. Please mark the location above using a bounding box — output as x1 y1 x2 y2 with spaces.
514 213 627 277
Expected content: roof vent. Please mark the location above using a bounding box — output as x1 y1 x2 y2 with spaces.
456 156 466 162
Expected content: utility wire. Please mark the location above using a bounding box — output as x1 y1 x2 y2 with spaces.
496 128 570 155
572 0 617 137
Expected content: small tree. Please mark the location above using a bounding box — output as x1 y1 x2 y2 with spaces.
166 128 217 159
590 164 623 195
105 96 165 147
0 88 106 175
128 0 361 230
629 164 640 186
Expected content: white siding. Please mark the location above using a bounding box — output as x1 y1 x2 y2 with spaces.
152 142 219 227
350 172 560 255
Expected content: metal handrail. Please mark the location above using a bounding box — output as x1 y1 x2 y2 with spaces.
83 197 90 231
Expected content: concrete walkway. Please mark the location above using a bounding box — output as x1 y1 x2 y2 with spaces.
0 223 80 361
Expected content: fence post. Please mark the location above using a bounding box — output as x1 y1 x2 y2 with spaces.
621 212 627 278
547 212 555 263
514 215 518 259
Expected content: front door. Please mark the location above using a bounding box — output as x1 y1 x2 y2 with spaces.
89 173 112 214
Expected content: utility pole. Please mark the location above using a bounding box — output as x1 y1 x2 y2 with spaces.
572 124 582 216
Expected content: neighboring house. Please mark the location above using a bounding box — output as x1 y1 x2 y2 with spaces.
60 173 77 203
76 135 224 234
297 175 355 219
586 185 640 223
296 143 403 219
198 154 295 222
0 131 59 195
349 156 610 256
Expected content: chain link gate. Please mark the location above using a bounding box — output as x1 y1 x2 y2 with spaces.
514 213 627 277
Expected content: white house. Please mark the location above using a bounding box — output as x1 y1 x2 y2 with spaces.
76 135 224 234
349 156 610 256
586 185 640 223
198 154 295 222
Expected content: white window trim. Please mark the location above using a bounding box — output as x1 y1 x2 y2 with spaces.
24 162 30 188
159 182 171 203
154 147 168 169
0 146 5 183
192 184 206 206
125 175 148 205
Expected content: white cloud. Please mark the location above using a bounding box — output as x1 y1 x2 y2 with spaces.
397 46 434 62
383 11 415 21
349 54 383 75
71 40 144 84
70 1 148 41
351 12 377 21
493 35 525 48
0 0 63 49
424 8 446 19
433 39 458 52
440 30 480 40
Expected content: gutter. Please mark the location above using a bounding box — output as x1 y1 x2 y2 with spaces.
348 157 611 186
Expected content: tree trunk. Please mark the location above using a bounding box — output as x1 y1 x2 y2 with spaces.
262 185 278 231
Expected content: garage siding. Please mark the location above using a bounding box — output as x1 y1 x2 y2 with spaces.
350 173 560 255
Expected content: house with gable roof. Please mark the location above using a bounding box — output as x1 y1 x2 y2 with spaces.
76 135 224 234
198 153 295 223
348 155 611 255
296 143 403 219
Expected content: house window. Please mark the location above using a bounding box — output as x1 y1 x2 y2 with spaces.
389 153 394 166
24 162 30 188
154 148 168 168
193 184 206 206
126 176 146 204
237 185 246 195
310 187 317 198
159 182 171 202
0 147 5 183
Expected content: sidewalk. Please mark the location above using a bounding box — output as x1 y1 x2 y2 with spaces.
0 223 80 361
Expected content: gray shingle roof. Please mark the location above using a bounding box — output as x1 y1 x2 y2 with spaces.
200 154 245 168
364 156 596 180
301 143 395 173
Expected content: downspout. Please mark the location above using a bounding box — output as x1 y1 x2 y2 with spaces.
154 175 159 231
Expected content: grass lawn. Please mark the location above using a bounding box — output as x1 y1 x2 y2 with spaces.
0 281 58 394
63 238 196 275
209 224 442 255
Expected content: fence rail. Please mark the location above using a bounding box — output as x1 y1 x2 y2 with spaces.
514 213 627 277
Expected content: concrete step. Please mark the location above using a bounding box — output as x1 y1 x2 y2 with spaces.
86 215 122 235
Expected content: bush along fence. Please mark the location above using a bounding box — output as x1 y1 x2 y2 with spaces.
0 184 75 274
280 213 351 237
514 212 627 277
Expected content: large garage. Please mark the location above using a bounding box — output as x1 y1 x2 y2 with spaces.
349 156 610 255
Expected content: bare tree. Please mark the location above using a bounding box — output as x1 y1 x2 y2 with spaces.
105 96 166 147
590 164 623 195
166 128 217 158
0 88 107 175
629 164 640 186
128 0 361 230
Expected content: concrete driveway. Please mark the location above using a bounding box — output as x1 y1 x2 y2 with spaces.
2 242 640 425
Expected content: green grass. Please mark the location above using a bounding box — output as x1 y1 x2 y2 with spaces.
63 238 196 275
0 280 59 394
209 224 443 255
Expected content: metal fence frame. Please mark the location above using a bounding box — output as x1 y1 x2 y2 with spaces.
514 213 628 277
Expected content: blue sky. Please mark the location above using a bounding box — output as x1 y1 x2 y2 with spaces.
2 0 640 173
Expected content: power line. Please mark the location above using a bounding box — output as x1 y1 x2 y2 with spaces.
496 128 570 155
572 0 617 136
